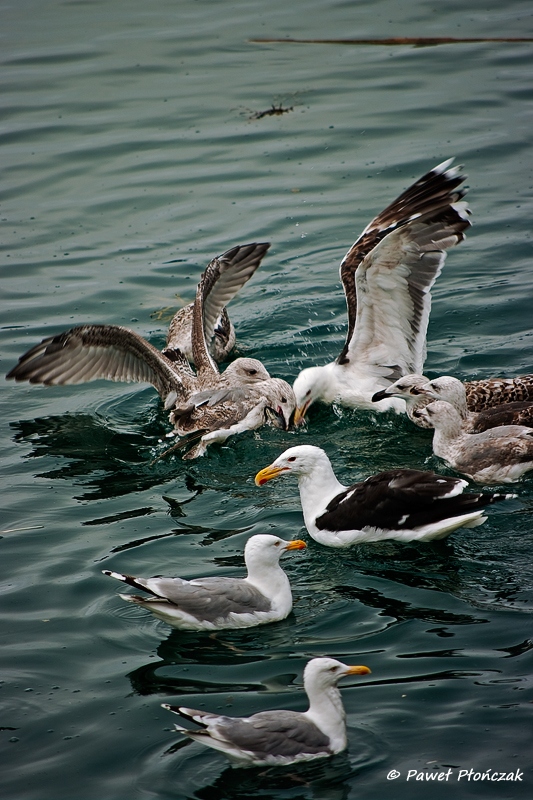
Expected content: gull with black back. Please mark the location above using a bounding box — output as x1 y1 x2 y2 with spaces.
255 445 514 546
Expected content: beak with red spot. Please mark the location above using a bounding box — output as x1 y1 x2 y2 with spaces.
283 539 306 551
255 464 290 486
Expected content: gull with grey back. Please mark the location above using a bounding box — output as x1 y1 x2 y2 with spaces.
103 534 306 630
162 657 371 766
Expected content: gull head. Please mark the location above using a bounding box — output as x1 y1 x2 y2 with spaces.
224 357 271 384
255 444 330 485
420 399 465 434
303 657 371 693
243 534 306 570
293 365 335 424
421 376 468 412
264 379 297 431
372 374 429 404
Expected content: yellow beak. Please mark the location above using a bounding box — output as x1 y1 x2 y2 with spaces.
293 401 310 426
255 464 289 486
345 665 371 676
284 539 306 551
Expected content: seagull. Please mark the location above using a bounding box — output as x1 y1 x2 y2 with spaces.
169 376 296 459
7 243 295 457
164 242 269 364
292 159 470 422
102 534 306 630
162 657 371 766
421 400 533 484
161 252 296 457
373 374 533 432
372 373 433 427
255 445 514 546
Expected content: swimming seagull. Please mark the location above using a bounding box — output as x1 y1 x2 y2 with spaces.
162 657 371 766
7 243 294 457
373 374 533 432
421 400 533 484
102 534 306 630
168 376 296 459
292 159 470 421
255 445 513 546
164 242 269 364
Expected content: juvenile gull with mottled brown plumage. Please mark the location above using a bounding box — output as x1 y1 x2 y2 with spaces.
421 400 533 484
161 247 296 457
373 373 533 432
7 243 295 457
164 242 269 364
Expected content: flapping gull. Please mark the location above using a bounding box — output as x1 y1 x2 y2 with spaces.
164 242 269 363
255 445 513 546
292 160 470 421
373 374 533 432
162 657 371 766
421 400 533 484
161 248 296 457
7 243 294 457
7 242 268 393
103 534 306 630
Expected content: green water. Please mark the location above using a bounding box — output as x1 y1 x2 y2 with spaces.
1 1 532 798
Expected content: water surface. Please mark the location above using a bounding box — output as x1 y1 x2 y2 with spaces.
1 1 532 798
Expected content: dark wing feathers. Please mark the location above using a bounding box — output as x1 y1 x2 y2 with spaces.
315 469 505 532
471 401 533 433
337 160 468 364
6 324 187 403
465 375 533 412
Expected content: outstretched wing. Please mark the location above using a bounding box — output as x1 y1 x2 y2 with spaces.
201 242 270 349
342 200 470 378
7 324 189 407
338 159 468 366
165 242 269 363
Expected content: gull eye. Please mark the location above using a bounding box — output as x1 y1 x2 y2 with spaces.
248 368 257 375
281 396 287 403
274 540 280 546
287 456 296 462
329 665 339 672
